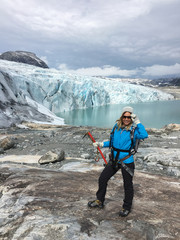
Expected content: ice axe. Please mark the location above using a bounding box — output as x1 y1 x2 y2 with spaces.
83 131 107 165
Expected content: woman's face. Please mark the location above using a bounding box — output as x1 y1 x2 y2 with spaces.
122 112 132 126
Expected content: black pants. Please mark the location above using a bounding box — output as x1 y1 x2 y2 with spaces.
96 162 135 211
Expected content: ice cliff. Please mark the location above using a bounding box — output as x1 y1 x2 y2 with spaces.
0 59 174 127
0 70 64 128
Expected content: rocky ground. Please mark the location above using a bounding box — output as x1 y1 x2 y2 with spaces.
157 86 180 100
0 123 180 240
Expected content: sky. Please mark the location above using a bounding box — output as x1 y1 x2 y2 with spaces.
0 0 180 79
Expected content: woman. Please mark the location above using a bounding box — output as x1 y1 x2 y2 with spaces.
88 106 148 217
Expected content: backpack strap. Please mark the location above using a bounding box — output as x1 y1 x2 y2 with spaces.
110 124 137 153
109 124 117 148
129 125 141 155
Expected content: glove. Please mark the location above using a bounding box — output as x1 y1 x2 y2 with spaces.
93 142 104 148
131 114 140 125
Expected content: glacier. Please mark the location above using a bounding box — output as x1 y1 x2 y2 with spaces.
0 59 174 127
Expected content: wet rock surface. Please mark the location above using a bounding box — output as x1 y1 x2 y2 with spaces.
0 123 180 239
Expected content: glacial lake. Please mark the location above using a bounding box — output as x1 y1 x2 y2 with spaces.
56 100 180 129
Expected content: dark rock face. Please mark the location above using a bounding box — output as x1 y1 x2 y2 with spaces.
150 78 180 87
0 51 49 68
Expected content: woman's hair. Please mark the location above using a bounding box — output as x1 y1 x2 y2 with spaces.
116 112 132 130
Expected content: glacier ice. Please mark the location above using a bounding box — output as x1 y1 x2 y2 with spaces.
0 59 174 116
0 65 64 128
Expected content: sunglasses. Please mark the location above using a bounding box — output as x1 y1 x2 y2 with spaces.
123 116 131 119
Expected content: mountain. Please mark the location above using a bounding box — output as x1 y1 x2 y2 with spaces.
0 59 174 128
149 77 180 87
0 51 49 68
108 76 180 88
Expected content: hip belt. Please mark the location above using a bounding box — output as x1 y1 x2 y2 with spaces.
110 146 134 176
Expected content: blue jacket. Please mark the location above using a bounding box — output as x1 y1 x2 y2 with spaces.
103 123 148 164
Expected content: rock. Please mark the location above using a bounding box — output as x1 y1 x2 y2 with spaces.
81 153 90 159
144 155 157 163
38 150 65 164
0 124 180 239
0 163 179 240
146 124 180 135
163 123 180 131
167 167 180 177
140 146 180 177
0 147 5 154
0 51 49 68
0 137 15 150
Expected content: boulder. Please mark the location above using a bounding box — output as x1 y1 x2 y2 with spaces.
163 123 180 131
81 153 90 159
38 150 65 164
0 137 15 150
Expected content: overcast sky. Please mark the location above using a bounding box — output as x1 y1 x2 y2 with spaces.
0 0 180 78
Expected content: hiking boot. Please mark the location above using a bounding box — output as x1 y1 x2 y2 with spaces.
119 208 130 217
88 200 104 209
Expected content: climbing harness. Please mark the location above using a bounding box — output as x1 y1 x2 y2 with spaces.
83 131 108 165
83 127 141 175
109 125 140 176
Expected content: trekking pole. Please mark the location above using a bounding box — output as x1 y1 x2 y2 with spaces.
83 131 108 165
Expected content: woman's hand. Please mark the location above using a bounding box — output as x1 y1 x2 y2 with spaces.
131 114 140 125
93 142 104 148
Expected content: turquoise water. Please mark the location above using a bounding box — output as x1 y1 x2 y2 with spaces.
56 100 180 129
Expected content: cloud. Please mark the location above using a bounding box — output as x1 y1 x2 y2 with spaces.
58 64 138 77
0 0 180 78
40 56 48 65
1 0 178 40
58 63 180 78
142 63 180 77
